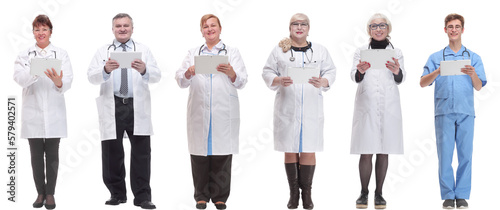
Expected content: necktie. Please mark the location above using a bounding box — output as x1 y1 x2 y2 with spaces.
119 43 128 96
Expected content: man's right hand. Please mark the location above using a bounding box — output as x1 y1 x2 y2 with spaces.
104 58 120 73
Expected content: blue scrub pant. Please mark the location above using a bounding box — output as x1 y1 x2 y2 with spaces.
435 113 474 200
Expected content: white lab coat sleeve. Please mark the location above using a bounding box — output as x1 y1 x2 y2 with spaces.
55 50 73 94
88 47 108 85
142 47 161 84
175 49 194 88
262 47 280 91
396 48 406 84
350 48 362 82
13 53 39 88
319 47 336 92
229 48 248 89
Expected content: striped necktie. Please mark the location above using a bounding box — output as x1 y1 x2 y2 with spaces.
119 43 128 96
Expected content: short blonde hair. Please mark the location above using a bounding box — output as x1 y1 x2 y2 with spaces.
366 13 392 38
289 13 310 30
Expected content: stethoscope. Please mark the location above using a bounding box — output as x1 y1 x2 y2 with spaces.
108 40 136 52
442 46 470 61
28 50 57 59
199 43 227 55
289 42 314 64
368 41 394 49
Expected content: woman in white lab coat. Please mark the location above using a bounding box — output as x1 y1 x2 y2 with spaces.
175 14 247 210
262 13 336 210
13 15 73 209
350 13 405 209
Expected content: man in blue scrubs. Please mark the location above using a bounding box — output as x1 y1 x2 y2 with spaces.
420 13 486 209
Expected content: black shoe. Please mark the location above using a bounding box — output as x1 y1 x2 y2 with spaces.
374 194 386 209
215 202 226 210
44 195 56 209
33 194 45 208
356 192 368 209
44 203 56 209
196 201 207 209
456 199 468 209
285 163 300 209
138 201 156 209
299 165 315 209
443 199 455 209
105 197 127 205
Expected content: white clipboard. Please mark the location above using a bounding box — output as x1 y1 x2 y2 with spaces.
440 60 470 76
360 49 395 69
30 58 62 76
194 55 228 74
109 52 142 69
287 67 320 84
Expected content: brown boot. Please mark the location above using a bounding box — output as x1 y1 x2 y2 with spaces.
285 163 300 209
299 165 315 209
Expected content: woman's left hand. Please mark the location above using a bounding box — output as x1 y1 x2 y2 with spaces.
386 57 400 75
309 77 328 88
217 63 236 82
44 68 63 88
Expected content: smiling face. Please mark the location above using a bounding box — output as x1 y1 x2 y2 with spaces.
445 19 464 42
33 24 52 48
202 17 222 45
369 18 388 41
113 17 133 43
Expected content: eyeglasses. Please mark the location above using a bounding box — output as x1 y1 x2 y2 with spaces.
446 25 462 30
369 23 388 30
291 22 309 28
33 28 51 33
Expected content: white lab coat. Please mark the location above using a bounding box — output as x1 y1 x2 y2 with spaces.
14 44 73 139
88 40 161 140
350 44 405 154
176 41 247 156
262 43 336 153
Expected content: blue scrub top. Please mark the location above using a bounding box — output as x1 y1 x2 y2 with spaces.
422 45 487 117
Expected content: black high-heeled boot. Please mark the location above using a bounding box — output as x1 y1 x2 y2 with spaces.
299 165 315 210
285 163 300 209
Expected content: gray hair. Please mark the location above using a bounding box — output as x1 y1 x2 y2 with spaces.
112 13 133 27
366 13 392 38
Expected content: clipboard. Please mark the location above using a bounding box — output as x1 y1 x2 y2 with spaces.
360 49 395 69
440 60 470 76
109 52 142 69
30 58 62 76
194 55 228 74
286 67 320 84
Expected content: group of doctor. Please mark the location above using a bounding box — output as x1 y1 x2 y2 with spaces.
14 11 485 210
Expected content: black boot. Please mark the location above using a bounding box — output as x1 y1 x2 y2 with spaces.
374 193 386 209
285 163 300 209
299 165 315 209
356 191 368 209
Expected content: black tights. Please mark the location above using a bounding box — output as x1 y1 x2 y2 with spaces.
359 154 388 195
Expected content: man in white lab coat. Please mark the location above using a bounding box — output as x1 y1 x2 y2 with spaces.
87 13 161 209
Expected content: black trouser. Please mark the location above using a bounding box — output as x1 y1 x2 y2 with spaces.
28 138 60 195
102 96 152 205
190 154 232 203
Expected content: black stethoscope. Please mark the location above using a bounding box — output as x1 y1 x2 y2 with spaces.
442 46 470 61
289 42 314 64
108 40 136 52
199 43 227 55
28 50 57 59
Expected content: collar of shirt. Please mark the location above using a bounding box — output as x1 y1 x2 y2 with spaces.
113 39 134 52
35 43 53 56
444 45 466 57
201 40 224 55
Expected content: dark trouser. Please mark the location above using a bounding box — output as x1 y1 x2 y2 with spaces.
102 96 152 205
190 154 232 203
28 138 60 195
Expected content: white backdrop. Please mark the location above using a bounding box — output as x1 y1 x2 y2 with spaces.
2 0 499 209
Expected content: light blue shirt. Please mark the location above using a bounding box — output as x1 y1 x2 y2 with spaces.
103 39 149 98
422 45 486 116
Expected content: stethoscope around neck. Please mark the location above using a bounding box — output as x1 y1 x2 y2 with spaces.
442 46 470 61
199 43 227 55
28 50 57 59
289 42 314 63
107 40 136 57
